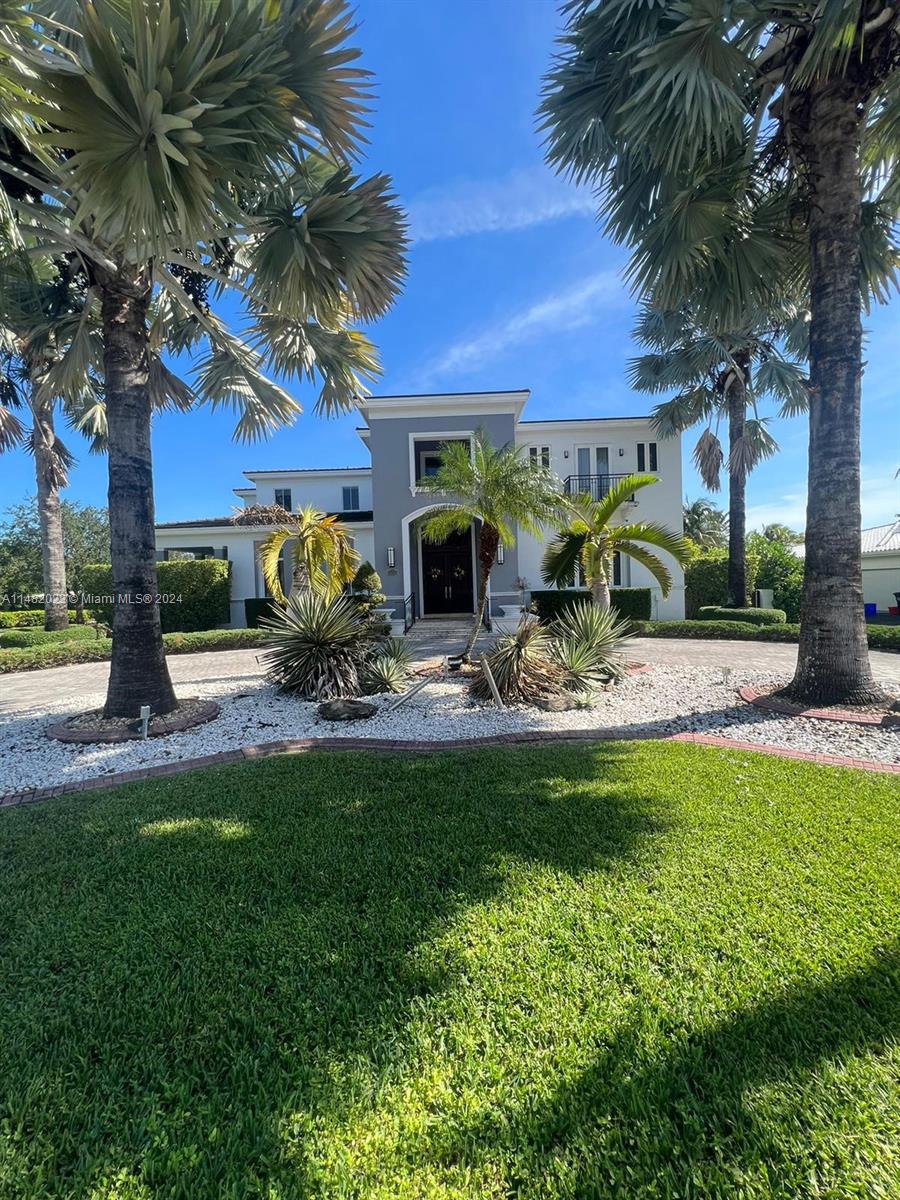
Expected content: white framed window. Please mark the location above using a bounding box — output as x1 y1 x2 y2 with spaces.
274 487 292 510
636 442 658 472
409 432 474 490
529 445 551 469
342 485 360 511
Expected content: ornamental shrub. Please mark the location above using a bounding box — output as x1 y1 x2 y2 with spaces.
698 606 787 625
684 547 761 616
530 587 652 622
80 559 231 631
0 608 84 627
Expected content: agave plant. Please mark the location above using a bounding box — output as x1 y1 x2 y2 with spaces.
261 592 374 701
361 639 411 695
470 616 566 705
551 604 631 693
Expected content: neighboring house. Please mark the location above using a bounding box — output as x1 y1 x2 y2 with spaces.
155 390 685 627
861 520 900 613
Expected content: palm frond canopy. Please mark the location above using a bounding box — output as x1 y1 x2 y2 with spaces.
418 430 562 546
0 0 408 442
259 505 359 604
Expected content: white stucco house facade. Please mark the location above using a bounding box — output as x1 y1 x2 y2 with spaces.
861 520 900 613
154 390 685 628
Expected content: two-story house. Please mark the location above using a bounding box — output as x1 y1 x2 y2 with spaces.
154 390 685 627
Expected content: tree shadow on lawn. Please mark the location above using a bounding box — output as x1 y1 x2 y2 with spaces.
436 943 900 1198
0 742 670 1195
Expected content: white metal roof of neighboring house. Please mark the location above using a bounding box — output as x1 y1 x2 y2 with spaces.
861 520 900 555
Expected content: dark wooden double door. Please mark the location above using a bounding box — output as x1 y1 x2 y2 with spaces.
421 527 474 614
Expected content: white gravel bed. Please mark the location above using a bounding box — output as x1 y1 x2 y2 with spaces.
1 665 897 795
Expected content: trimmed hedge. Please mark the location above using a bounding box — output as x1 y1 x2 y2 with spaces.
245 597 278 628
530 588 652 622
0 609 84 628
698 606 787 626
630 619 900 651
0 625 103 649
0 627 269 673
80 559 231 631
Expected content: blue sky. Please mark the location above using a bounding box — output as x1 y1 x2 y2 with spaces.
2 0 897 529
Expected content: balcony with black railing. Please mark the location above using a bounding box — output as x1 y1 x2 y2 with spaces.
564 473 634 501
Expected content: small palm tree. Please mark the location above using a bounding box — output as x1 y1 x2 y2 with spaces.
683 498 727 550
259 507 359 604
542 475 688 611
418 431 561 657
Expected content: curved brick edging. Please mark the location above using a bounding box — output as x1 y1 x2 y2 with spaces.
739 685 900 727
2 727 897 809
46 699 221 744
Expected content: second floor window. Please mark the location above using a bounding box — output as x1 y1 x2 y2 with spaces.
274 488 292 511
637 443 658 472
342 485 360 511
529 445 551 469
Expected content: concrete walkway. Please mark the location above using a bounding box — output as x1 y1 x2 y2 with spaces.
1 638 897 717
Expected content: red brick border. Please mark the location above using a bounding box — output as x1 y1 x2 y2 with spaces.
46 699 221 743
2 726 897 809
739 685 900 727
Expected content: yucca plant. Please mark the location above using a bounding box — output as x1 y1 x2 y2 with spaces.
551 603 632 693
361 639 411 695
261 592 374 701
470 617 566 705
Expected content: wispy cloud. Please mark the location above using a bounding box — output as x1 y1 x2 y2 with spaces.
407 166 595 244
416 271 624 385
746 461 900 531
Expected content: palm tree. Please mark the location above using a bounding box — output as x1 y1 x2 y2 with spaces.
542 475 688 611
630 304 808 606
418 431 561 658
682 498 727 551
0 251 103 629
259 506 359 603
0 1 406 717
540 1 899 704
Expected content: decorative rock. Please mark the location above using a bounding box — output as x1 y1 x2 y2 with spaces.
535 693 580 712
317 699 378 722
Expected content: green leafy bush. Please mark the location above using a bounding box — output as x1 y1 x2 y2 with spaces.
471 618 566 704
350 561 387 616
0 627 269 673
0 625 103 648
0 609 84 628
530 588 652 622
630 620 899 652
751 536 805 622
244 597 278 628
260 593 376 699
80 559 231 631
698 606 787 626
684 547 761 616
551 604 631 691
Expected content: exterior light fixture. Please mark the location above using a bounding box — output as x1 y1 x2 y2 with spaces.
618 447 625 456
497 543 505 564
386 546 396 569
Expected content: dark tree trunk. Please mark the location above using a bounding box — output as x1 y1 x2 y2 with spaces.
100 269 177 717
30 383 69 631
788 77 883 705
463 523 499 658
726 363 748 608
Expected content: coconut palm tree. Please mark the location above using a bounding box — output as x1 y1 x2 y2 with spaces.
542 475 689 611
0 0 406 717
630 303 808 605
540 0 900 704
682 498 727 551
0 250 104 629
259 506 359 603
418 431 562 658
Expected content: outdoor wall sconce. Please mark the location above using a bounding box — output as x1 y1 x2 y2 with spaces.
497 543 505 564
563 449 569 458
386 546 396 568
619 447 625 456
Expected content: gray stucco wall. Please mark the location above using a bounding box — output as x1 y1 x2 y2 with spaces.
368 412 522 617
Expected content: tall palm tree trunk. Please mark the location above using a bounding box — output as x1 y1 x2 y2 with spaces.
726 366 747 608
789 77 883 705
100 270 177 718
590 565 611 611
463 523 499 658
30 385 69 631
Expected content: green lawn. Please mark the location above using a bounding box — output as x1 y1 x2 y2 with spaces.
0 744 897 1199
